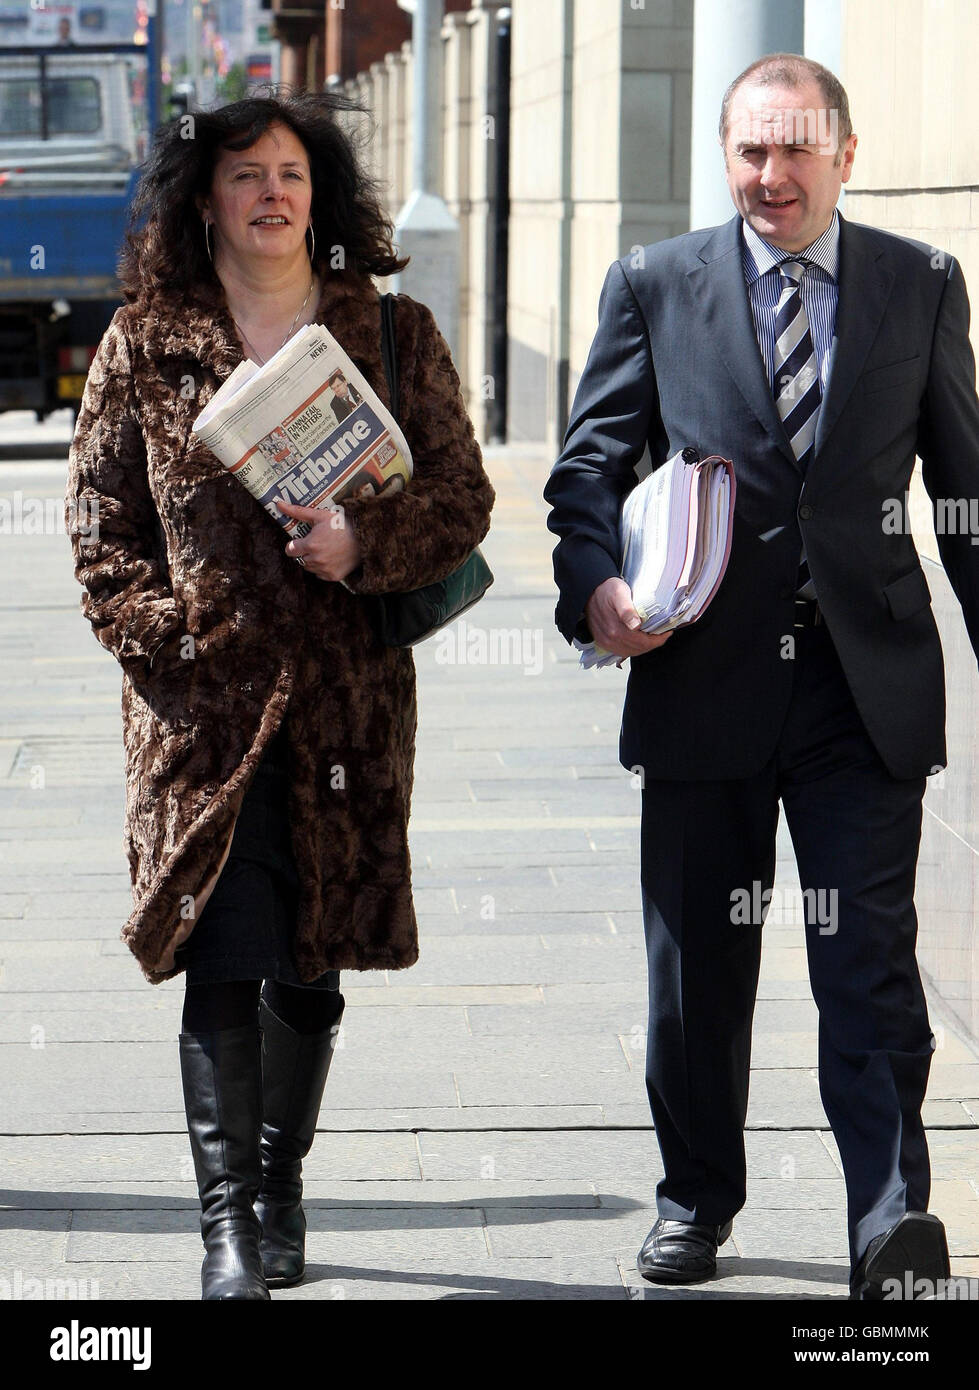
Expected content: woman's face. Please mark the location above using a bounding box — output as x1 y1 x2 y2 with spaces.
197 121 314 272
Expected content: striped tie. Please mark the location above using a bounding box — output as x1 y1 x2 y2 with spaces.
772 259 821 595
773 259 820 467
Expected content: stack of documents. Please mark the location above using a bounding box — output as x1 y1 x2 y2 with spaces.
192 323 413 540
575 448 736 669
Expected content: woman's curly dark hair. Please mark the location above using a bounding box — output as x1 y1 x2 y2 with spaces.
118 86 408 301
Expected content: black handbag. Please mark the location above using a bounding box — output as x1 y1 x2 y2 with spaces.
366 293 493 647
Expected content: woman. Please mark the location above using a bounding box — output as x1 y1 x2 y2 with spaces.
64 91 495 1300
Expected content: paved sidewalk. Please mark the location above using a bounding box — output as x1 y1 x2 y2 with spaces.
1 423 977 1300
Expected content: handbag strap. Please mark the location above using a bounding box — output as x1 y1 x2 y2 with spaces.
379 292 399 421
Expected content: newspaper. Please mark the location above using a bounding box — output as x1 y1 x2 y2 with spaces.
575 449 736 669
191 322 413 540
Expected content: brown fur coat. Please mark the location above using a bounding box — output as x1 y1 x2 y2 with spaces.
65 269 494 984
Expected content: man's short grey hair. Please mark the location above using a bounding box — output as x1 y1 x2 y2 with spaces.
719 52 853 162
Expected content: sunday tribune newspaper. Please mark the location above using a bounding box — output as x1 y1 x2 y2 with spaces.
191 322 413 540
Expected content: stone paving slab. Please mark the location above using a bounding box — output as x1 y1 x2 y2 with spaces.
594 1176 842 1209
3 1092 637 1129
727 1203 979 1259
3 1106 616 1134
415 912 626 936
409 827 602 855
621 1257 979 1300
0 1002 473 1042
331 985 545 1006
743 998 822 1031
16 1099 969 1134
414 850 640 872
919 1066 979 1098
3 1261 203 1301
0 841 126 869
465 1003 653 1037
451 1072 639 1109
0 919 123 942
0 1179 606 1209
65 1207 491 1265
0 1132 422 1182
411 894 644 923
414 864 562 889
481 1207 648 1259
0 939 107 959
0 988 190 1015
618 1256 853 1299
400 945 645 989
1 1033 635 1074
536 981 664 1008
413 1129 844 1182
2 1070 463 1116
754 980 825 1000
277 1257 628 1302
4 1256 629 1301
912 1130 979 1180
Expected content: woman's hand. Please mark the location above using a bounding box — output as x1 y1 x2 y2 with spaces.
274 499 363 581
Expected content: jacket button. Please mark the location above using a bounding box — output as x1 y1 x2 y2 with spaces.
799 504 813 520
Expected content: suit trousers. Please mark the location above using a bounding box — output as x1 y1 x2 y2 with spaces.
638 618 934 1271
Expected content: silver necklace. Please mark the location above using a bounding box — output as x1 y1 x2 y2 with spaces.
231 276 316 365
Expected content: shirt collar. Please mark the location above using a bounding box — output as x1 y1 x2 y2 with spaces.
741 208 840 285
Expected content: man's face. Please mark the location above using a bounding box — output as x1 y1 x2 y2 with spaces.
722 78 857 252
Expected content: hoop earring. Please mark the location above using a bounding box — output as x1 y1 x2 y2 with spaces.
306 222 315 265
204 220 214 263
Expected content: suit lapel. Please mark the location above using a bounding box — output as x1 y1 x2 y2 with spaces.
814 215 894 454
686 216 799 473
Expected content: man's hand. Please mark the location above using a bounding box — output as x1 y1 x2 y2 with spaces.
275 499 362 581
585 577 673 658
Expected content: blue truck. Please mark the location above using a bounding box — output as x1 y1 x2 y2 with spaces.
0 39 160 419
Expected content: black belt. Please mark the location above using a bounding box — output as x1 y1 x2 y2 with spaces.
793 598 824 628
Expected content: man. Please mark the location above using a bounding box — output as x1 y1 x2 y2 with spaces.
329 371 363 424
544 53 979 1298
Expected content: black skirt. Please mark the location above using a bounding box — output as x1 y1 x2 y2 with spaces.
174 721 339 990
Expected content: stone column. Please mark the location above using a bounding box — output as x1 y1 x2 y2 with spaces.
690 0 804 230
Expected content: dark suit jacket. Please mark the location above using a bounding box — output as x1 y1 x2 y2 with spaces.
332 383 363 423
544 213 979 781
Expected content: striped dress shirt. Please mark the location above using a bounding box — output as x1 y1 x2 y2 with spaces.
741 210 840 394
741 211 841 600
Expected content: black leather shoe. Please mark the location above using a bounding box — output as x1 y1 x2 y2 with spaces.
850 1212 950 1300
253 995 344 1287
179 1024 270 1301
637 1217 734 1284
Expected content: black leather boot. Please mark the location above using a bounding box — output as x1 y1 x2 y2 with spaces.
179 1023 270 1301
254 995 344 1287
